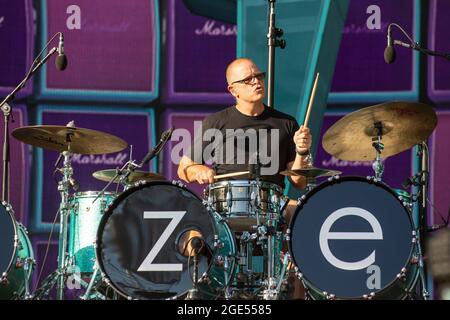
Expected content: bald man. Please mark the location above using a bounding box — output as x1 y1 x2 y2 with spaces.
177 58 311 299
177 58 312 222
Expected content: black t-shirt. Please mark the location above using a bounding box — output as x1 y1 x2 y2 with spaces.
189 105 299 187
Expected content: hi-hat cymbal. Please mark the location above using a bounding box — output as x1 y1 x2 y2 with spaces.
280 167 342 178
93 169 166 184
12 125 128 155
322 101 437 161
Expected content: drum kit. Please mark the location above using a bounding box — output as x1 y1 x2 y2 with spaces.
0 101 438 300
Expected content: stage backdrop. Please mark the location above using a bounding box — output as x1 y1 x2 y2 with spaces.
37 0 160 103
428 0 450 104
0 104 30 226
0 0 34 98
162 109 216 197
328 0 420 103
430 111 450 227
163 0 236 104
30 106 156 233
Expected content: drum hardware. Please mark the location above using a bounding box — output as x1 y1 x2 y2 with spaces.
12 122 128 300
371 121 385 180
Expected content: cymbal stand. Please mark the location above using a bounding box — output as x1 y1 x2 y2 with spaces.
371 122 385 181
414 141 430 299
93 159 140 203
54 131 76 300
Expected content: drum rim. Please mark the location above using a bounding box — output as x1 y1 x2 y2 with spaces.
0 203 20 278
207 179 283 192
70 190 118 198
94 180 225 300
288 175 416 299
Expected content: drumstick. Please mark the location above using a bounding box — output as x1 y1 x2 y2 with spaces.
304 72 320 128
213 171 250 180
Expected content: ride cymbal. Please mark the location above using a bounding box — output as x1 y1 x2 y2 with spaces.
322 101 437 161
12 125 127 155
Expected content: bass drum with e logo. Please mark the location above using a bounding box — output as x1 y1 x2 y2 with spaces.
288 176 419 300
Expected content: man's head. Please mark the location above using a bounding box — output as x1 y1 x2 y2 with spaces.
226 58 265 104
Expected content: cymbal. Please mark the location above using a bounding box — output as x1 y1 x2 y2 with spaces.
93 169 166 184
280 167 342 178
322 101 437 161
12 125 127 155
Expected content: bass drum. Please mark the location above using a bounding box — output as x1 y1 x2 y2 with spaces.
288 176 419 300
0 204 34 300
96 181 236 300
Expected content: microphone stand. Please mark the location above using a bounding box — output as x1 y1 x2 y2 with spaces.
0 47 58 202
266 0 286 108
389 22 450 61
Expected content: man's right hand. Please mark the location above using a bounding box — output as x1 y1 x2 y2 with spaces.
194 167 216 184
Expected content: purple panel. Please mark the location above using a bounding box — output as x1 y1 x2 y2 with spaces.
44 0 156 92
430 112 450 225
39 108 154 224
428 0 450 103
164 0 236 104
1 104 29 225
163 110 215 196
316 114 413 190
331 0 415 93
0 0 34 97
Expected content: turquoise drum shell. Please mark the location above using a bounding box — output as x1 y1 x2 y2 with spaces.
68 191 116 273
198 211 237 299
0 221 34 300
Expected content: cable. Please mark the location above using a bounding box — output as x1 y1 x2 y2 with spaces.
34 208 60 291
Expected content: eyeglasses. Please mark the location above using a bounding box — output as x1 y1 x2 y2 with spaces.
231 72 266 85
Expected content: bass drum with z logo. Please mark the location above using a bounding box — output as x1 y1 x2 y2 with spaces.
96 181 236 300
288 176 419 300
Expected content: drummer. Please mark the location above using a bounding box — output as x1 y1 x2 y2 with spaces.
177 58 312 222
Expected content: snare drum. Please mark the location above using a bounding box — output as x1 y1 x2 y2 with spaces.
289 176 419 300
95 181 236 300
206 180 283 231
68 191 116 273
0 203 34 300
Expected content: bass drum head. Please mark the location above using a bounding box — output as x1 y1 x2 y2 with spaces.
96 181 218 300
0 205 16 276
289 176 414 299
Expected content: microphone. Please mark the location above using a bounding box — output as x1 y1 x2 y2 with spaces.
384 24 396 64
139 127 174 167
55 33 68 71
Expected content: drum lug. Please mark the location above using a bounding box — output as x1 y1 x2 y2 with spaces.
363 292 375 300
396 268 407 282
1 273 9 285
296 195 306 206
172 180 185 188
199 273 211 285
323 291 336 300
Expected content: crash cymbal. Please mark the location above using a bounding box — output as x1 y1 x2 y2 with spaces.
12 125 127 155
322 101 437 161
93 169 166 184
280 167 342 178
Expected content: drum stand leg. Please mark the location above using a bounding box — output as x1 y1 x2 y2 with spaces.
80 263 105 300
22 258 35 300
